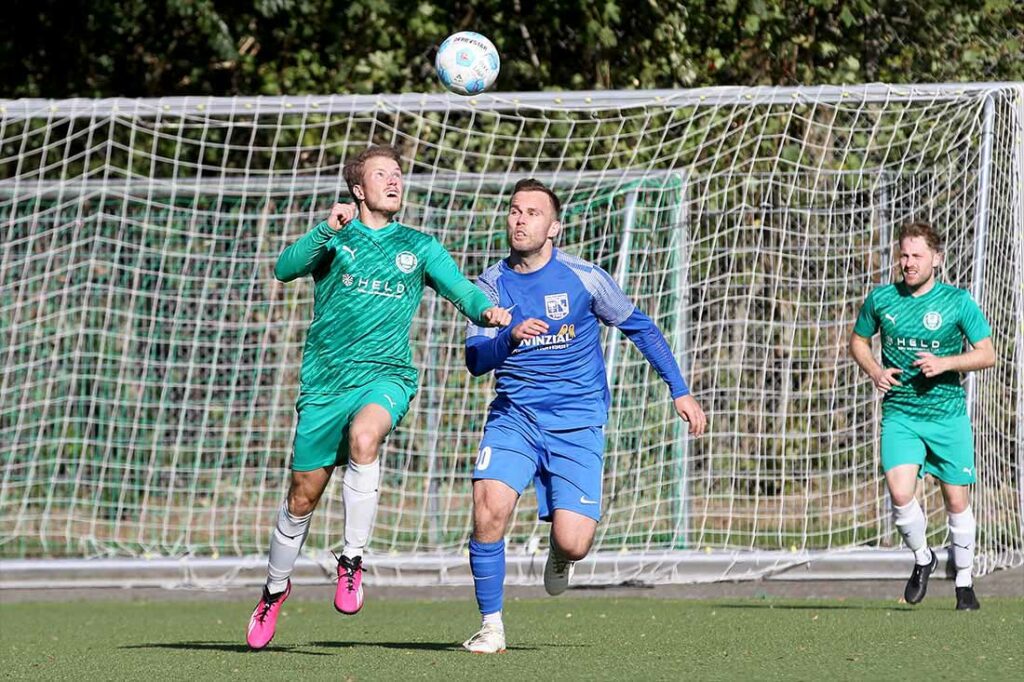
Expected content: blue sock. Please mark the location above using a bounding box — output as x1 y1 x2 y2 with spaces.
469 537 505 616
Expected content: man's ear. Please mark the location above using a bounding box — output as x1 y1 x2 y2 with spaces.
548 220 562 240
352 184 365 202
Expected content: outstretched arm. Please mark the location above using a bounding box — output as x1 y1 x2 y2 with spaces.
577 260 705 435
425 241 508 326
274 203 356 282
617 309 706 435
617 309 689 397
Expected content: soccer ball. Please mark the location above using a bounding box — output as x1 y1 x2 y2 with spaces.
435 32 500 96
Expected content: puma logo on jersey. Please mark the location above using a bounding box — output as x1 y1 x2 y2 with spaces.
383 394 396 408
342 245 357 259
962 467 974 475
884 313 897 324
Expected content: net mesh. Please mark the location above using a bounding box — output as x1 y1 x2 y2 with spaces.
1 85 1021 582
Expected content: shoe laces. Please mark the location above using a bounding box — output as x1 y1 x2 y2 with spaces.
552 555 573 574
334 552 362 592
470 623 502 643
255 587 283 623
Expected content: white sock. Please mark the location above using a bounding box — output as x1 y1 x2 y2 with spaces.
948 507 976 588
482 611 503 627
267 500 313 594
342 459 380 559
892 499 932 565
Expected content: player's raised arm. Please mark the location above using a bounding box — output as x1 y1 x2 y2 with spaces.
423 238 509 327
274 202 356 282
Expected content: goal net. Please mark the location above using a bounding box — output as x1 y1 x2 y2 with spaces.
2 84 1022 586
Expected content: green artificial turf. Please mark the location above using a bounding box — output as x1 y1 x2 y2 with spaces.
3 595 1022 680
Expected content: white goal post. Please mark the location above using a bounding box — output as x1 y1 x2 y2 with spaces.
1 83 1022 588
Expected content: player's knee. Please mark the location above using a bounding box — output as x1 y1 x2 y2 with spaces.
472 499 510 541
472 507 507 542
559 542 590 562
348 429 382 463
553 534 592 561
889 488 916 507
944 494 970 514
287 491 318 516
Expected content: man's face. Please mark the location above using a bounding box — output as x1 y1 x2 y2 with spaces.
507 190 559 253
355 156 403 213
899 236 941 288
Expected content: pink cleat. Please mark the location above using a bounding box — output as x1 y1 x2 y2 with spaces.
246 581 290 650
334 554 364 614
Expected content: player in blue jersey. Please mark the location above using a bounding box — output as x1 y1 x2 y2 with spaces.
460 179 707 653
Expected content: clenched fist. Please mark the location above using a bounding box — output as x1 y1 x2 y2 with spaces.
327 202 358 230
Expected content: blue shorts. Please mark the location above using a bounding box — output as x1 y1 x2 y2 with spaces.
472 409 605 522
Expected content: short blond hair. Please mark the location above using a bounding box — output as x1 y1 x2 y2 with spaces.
343 145 402 197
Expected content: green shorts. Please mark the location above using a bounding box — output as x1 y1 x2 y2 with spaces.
880 413 976 485
291 379 414 472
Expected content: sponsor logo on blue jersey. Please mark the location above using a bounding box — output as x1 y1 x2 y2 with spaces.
515 323 577 352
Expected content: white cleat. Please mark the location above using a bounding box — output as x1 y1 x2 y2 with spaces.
462 622 507 654
544 550 575 596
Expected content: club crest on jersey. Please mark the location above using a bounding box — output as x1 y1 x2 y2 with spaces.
544 293 569 320
395 251 418 273
922 311 943 331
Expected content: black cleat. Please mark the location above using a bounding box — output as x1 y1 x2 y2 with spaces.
903 549 937 604
955 585 980 611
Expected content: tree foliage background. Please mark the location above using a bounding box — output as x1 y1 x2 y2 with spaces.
4 0 1022 98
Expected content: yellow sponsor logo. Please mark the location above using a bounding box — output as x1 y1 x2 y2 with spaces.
517 323 577 351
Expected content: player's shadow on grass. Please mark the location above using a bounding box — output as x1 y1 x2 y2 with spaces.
121 641 332 656
308 640 541 652
716 603 913 611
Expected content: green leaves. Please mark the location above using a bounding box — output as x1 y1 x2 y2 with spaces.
0 0 1021 97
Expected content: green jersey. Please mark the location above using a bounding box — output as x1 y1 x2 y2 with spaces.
276 218 492 394
853 281 992 418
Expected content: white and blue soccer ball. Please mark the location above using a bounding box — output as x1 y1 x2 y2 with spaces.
435 31 500 96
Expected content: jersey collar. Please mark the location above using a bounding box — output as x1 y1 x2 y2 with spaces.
349 217 400 238
897 278 942 299
502 248 558 278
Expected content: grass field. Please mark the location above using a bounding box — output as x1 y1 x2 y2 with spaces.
3 595 1022 680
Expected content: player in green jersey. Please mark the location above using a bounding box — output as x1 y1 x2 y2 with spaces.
246 145 511 649
850 221 995 611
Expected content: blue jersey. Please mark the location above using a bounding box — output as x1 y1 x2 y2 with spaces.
465 249 688 430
